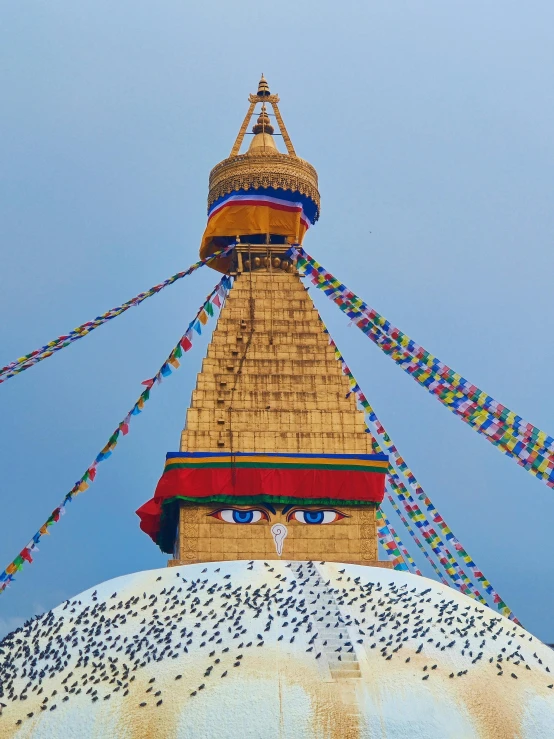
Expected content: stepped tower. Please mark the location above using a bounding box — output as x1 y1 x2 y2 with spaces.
137 77 391 568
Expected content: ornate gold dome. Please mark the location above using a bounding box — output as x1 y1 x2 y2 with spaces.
206 76 320 220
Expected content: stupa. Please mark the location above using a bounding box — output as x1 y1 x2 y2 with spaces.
1 77 554 739
136 74 390 569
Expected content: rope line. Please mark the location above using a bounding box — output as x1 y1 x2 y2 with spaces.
375 509 410 571
0 245 235 384
0 277 230 594
308 301 519 623
290 245 554 489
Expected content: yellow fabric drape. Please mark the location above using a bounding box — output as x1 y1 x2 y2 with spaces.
200 203 309 266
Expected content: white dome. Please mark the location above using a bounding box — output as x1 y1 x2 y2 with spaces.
1 561 553 738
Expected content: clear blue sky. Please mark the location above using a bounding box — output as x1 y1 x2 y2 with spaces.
1 1 553 640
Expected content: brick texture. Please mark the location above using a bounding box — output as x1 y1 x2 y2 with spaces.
170 265 388 567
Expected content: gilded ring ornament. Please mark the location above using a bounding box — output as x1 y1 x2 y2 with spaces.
207 152 320 220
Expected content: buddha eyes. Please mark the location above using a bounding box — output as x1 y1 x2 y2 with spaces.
208 507 346 524
287 509 346 525
209 508 269 524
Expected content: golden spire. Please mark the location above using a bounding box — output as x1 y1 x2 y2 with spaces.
248 103 277 153
252 103 274 135
257 73 270 97
207 76 320 219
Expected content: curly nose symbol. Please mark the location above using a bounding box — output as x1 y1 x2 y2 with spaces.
271 524 288 556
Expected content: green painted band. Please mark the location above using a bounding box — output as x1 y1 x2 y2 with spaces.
164 462 388 473
161 494 379 508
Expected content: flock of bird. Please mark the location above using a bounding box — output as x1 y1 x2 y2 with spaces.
0 559 553 733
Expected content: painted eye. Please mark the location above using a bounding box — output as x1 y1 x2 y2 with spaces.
287 509 346 524
209 508 268 524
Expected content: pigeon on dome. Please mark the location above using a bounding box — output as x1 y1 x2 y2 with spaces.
1 561 554 738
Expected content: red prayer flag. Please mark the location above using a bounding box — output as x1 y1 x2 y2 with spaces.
20 548 33 564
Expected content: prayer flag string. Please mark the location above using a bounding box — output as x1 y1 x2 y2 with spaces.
358 320 554 472
367 384 517 621
362 368 517 620
333 336 487 600
382 513 422 576
386 469 488 604
0 245 236 385
312 308 484 598
375 509 410 571
385 492 448 585
0 276 232 594
289 245 554 489
310 305 519 623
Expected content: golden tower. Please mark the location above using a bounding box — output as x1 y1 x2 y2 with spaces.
139 76 390 569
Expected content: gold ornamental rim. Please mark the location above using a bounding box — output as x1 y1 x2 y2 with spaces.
209 151 319 184
207 152 320 219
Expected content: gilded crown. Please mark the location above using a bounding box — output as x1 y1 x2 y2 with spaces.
206 76 320 221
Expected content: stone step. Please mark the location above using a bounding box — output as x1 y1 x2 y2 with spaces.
210 331 329 345
286 562 364 682
200 357 347 374
330 669 362 679
180 431 374 455
197 374 354 390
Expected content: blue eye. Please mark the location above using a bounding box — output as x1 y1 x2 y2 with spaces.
209 508 268 524
304 510 324 524
232 510 254 523
288 509 346 524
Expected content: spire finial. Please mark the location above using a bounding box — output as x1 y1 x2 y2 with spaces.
252 103 274 135
201 78 320 269
257 74 270 97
